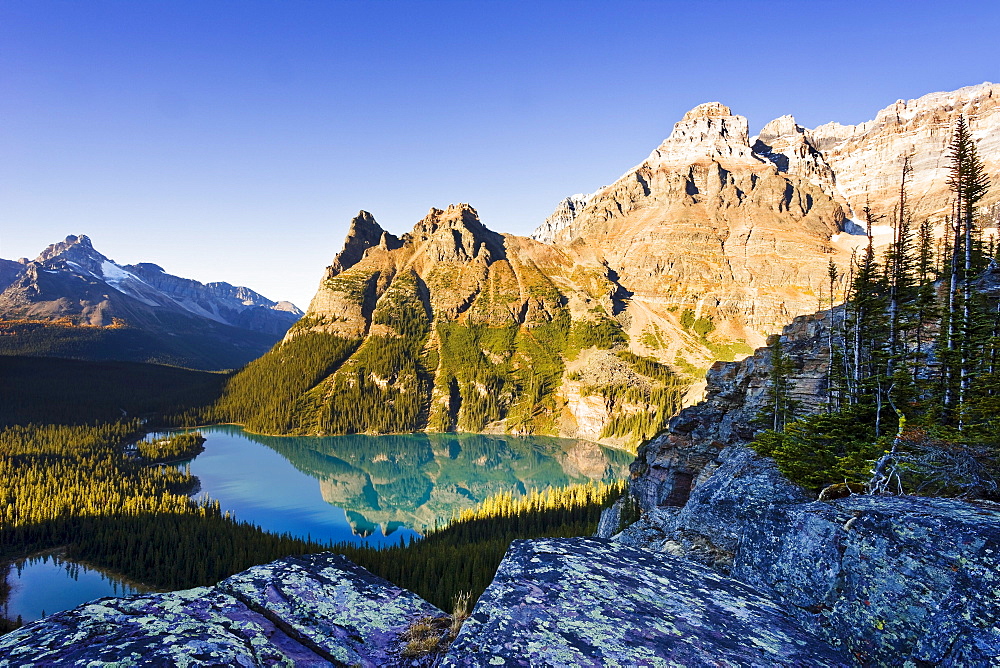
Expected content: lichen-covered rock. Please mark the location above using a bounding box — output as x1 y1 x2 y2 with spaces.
442 538 850 667
731 495 1000 666
218 553 443 666
0 553 443 667
0 586 323 666
658 445 810 564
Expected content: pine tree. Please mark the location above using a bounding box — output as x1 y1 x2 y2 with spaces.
766 336 797 432
940 116 991 421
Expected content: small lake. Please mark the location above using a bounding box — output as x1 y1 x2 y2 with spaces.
2 554 146 624
2 429 630 627
177 426 632 546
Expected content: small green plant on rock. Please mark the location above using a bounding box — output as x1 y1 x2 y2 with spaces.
400 590 473 662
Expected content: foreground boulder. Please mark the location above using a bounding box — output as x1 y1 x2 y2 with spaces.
442 538 850 667
0 553 443 667
619 442 1000 665
734 494 1000 666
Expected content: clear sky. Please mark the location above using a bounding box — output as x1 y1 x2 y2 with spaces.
2 0 998 309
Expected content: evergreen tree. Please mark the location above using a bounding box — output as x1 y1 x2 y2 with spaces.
765 336 797 432
940 116 992 420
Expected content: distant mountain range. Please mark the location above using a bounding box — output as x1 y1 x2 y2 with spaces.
0 235 302 370
216 82 1000 444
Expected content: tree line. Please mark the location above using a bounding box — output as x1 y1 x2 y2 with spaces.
1 415 622 628
755 117 999 497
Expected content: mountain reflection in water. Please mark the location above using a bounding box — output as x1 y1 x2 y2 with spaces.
185 426 631 544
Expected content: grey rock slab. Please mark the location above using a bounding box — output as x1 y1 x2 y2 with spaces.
0 553 443 667
733 495 1000 666
442 537 849 667
0 586 326 667
218 552 444 666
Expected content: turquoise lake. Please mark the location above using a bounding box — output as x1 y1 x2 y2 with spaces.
179 426 632 545
3 428 631 624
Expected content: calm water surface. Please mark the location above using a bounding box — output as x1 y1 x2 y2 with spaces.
3 554 146 624
179 426 632 546
2 428 629 625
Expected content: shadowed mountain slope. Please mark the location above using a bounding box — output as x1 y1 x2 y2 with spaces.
0 235 302 370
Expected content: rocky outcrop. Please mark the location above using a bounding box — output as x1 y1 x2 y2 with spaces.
530 192 595 243
327 210 401 278
618 442 1000 665
630 308 835 510
752 115 840 199
0 234 302 369
0 553 443 666
735 494 1000 665
443 538 850 666
1 541 851 667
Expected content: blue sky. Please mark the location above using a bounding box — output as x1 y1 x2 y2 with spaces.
2 1 999 308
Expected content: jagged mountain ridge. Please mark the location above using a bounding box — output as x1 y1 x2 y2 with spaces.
0 235 303 370
539 82 1000 241
218 204 685 447
224 83 999 442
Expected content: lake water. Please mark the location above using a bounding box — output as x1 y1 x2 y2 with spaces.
179 426 632 546
1 428 630 626
2 554 146 624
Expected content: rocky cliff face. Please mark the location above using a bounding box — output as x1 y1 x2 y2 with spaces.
630 309 834 509
612 298 1000 664
807 82 1000 221
0 235 302 370
535 83 1000 344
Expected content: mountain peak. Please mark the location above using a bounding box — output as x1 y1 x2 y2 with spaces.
681 101 733 121
415 203 480 231
647 102 758 168
35 234 102 264
758 115 802 142
408 203 503 263
327 211 399 278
